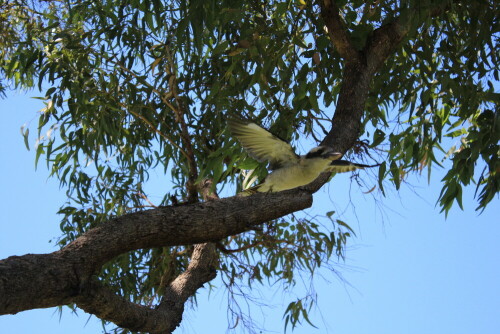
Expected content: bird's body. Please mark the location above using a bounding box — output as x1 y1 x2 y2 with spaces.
253 152 338 193
228 118 377 195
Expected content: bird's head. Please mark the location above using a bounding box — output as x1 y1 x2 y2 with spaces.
305 146 342 161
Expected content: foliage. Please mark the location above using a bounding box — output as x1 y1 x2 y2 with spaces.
1 0 498 332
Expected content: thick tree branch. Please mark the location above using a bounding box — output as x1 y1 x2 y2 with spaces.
321 62 371 152
75 279 168 331
72 181 222 333
0 191 311 316
320 13 412 151
320 0 360 61
310 2 451 191
320 3 447 152
364 17 411 72
155 243 218 333
74 243 218 333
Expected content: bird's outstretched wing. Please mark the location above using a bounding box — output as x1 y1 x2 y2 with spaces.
329 160 380 173
228 118 299 168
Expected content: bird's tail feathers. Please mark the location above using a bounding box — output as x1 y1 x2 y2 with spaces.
329 160 380 173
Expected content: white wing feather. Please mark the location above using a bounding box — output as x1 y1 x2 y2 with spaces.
228 118 299 168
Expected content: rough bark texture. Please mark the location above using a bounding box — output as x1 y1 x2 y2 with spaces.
74 243 218 333
0 191 312 325
73 180 221 333
320 0 411 153
303 0 426 194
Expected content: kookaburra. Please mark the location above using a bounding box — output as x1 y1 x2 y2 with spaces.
228 118 377 195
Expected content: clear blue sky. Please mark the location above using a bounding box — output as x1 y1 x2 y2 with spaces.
1 91 499 334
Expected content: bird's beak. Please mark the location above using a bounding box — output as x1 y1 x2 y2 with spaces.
325 152 342 161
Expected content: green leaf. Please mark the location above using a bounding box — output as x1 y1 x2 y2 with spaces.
212 40 229 55
390 161 400 190
35 143 44 169
20 126 30 151
336 219 356 236
371 129 386 147
378 162 386 195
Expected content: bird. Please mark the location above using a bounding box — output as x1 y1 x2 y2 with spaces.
228 118 378 195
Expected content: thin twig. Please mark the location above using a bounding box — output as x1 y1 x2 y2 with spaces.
164 44 199 203
217 238 295 254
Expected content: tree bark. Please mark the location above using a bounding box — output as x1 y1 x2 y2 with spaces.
320 0 412 153
0 190 312 323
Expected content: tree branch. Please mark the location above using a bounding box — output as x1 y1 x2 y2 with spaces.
311 1 451 191
155 243 218 333
0 191 311 330
74 243 218 333
364 16 411 72
320 0 360 62
320 3 447 152
165 44 199 203
72 180 222 333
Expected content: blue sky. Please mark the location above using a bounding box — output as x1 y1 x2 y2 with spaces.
1 91 499 334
